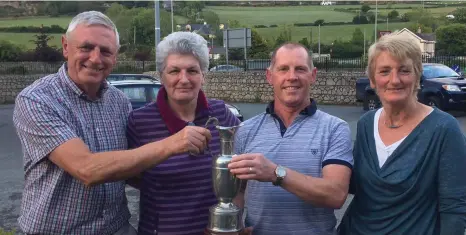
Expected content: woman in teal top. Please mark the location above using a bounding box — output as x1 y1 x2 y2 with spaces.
339 33 466 234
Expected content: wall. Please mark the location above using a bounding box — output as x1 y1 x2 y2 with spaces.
0 71 365 105
144 70 365 105
0 74 46 104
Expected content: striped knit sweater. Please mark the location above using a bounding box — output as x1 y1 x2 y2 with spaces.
126 87 240 235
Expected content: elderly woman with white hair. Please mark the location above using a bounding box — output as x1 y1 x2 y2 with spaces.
339 33 466 234
126 32 241 235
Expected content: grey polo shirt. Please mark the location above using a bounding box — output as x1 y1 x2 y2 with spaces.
13 63 132 235
234 100 353 235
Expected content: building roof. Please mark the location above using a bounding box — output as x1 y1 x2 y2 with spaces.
179 24 212 35
396 28 436 42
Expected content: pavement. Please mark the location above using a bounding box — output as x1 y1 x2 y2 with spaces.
1 103 466 233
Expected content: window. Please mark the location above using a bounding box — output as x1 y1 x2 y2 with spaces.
119 87 147 102
151 86 161 101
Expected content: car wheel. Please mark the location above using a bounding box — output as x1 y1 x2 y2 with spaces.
426 96 443 110
363 94 380 111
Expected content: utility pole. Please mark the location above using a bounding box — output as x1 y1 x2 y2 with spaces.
318 24 321 55
374 0 378 42
154 0 161 67
171 0 174 33
363 28 366 58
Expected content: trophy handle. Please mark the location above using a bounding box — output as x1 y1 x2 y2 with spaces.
205 116 220 128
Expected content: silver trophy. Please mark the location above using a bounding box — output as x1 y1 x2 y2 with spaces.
205 117 244 234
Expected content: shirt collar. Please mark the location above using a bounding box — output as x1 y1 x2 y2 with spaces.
266 99 318 117
58 63 108 102
156 86 210 134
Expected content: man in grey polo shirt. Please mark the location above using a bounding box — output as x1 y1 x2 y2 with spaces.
229 42 353 235
13 11 211 235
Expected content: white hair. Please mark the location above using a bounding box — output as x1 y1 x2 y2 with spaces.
156 31 209 73
66 11 120 48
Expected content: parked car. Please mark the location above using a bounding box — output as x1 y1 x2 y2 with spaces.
209 65 243 72
109 80 244 121
356 63 466 111
106 73 158 82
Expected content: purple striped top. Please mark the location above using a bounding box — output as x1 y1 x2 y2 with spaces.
126 87 240 235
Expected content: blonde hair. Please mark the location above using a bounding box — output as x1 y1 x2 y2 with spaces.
366 33 423 91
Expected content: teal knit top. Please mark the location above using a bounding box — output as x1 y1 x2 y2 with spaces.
339 108 466 235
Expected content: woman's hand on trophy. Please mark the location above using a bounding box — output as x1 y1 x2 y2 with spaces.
228 153 277 182
167 126 212 156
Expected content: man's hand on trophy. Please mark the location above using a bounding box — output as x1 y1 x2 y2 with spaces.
228 153 277 182
168 126 212 156
239 226 253 235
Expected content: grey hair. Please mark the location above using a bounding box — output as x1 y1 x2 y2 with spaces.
66 11 120 48
156 32 209 73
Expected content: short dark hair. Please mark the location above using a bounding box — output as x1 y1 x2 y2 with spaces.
269 42 314 69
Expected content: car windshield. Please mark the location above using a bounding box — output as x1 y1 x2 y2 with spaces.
423 65 460 79
119 87 146 102
152 86 160 101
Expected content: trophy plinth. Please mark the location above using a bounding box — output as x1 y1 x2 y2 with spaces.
206 120 244 234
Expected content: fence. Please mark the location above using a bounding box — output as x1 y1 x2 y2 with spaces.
1 55 465 75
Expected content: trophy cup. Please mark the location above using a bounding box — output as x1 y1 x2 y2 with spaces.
205 117 244 235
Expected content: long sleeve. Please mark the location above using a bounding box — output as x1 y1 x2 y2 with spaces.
438 119 466 235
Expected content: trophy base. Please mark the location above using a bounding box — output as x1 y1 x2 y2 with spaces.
204 228 240 235
207 203 243 234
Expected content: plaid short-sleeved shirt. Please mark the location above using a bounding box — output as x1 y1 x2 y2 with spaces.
13 63 132 235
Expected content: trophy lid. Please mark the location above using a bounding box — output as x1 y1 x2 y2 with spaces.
216 123 243 141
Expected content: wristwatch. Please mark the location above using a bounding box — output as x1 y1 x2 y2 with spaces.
273 165 286 186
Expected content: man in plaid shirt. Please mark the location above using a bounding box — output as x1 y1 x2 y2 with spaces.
13 11 212 235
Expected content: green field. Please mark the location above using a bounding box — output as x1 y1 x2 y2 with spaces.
256 22 412 44
0 3 460 49
377 6 458 17
0 16 72 28
205 5 356 26
0 32 62 49
205 3 431 26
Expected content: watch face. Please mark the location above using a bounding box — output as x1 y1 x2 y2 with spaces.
277 167 286 177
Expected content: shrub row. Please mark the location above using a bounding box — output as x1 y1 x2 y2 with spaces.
0 25 66 33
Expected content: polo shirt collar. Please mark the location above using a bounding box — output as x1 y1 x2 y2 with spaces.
58 63 108 102
266 99 318 117
156 86 210 134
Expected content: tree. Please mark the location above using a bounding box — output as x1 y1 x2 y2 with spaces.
351 28 364 46
361 4 371 14
388 10 399 20
298 37 311 50
273 25 293 49
352 15 369 24
436 24 466 56
0 40 23 62
106 4 175 48
249 29 270 59
30 27 63 62
452 8 466 24
314 19 325 26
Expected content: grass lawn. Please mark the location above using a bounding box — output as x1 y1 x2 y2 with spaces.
205 5 356 26
204 3 433 26
0 32 63 49
0 16 72 28
255 22 412 44
377 6 459 17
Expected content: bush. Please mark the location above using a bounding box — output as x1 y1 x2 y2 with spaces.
254 25 268 28
0 40 24 62
0 25 66 34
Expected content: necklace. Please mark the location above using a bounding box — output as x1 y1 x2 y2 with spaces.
384 119 403 129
